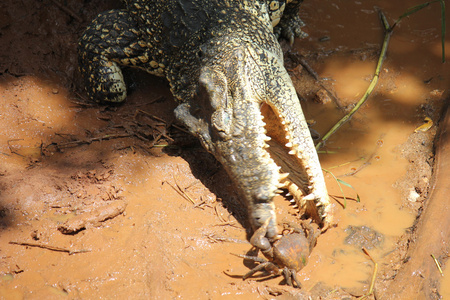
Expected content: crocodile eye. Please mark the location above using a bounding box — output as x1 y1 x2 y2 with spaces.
270 1 279 11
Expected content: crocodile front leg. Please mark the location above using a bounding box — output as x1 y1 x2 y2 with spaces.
274 0 308 44
78 9 160 103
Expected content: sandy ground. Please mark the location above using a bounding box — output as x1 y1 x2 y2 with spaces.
0 0 449 299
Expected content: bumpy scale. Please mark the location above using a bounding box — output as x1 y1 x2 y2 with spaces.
78 0 331 246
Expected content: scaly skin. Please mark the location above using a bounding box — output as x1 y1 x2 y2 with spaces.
78 0 331 241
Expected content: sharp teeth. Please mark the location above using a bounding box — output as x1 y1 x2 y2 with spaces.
285 142 293 148
263 144 269 148
303 194 315 201
281 120 286 125
264 136 271 141
279 173 289 180
288 150 296 155
292 204 298 208
277 182 287 188
289 199 296 203
285 135 291 140
275 189 283 194
286 193 291 197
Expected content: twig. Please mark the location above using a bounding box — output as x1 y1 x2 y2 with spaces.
135 109 168 124
297 56 320 81
165 179 196 204
134 110 175 142
430 254 444 276
47 133 133 149
205 234 248 244
341 134 385 177
213 221 240 228
7 139 25 157
49 0 83 23
316 10 392 150
9 241 90 255
214 204 226 223
360 247 378 300
127 96 166 107
171 123 191 134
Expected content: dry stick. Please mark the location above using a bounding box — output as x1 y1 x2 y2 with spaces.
214 204 227 223
430 254 444 276
49 0 83 23
9 241 91 255
341 134 385 177
205 234 248 244
49 133 133 149
7 139 25 157
360 247 378 300
316 11 392 150
165 179 195 204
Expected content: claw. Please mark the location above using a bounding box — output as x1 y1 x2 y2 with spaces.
250 216 273 254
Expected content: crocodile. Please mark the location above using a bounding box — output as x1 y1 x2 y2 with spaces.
78 0 331 243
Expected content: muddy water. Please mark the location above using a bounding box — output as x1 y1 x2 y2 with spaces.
0 0 449 299
296 0 449 296
296 0 449 295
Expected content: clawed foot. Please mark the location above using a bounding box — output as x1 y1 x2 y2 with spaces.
236 217 319 288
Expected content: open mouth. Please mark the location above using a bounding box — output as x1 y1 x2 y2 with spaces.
260 103 329 225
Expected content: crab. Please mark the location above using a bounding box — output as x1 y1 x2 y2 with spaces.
237 217 320 288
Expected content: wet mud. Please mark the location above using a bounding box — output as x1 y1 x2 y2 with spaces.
0 0 449 299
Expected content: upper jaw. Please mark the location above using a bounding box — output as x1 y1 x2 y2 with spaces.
177 46 331 240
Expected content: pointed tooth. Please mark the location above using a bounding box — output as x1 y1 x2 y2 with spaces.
275 189 283 194
277 182 287 188
286 193 292 197
279 173 289 180
263 144 269 148
285 142 293 148
292 204 298 208
288 150 296 155
289 199 296 203
303 194 316 201
264 136 271 141
285 135 291 140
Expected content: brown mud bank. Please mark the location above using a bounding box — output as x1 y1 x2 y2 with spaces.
381 102 450 299
0 0 449 299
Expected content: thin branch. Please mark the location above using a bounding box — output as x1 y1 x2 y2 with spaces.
359 247 378 300
316 10 392 150
49 0 83 23
9 241 91 255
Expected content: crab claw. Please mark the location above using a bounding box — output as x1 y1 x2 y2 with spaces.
250 216 276 257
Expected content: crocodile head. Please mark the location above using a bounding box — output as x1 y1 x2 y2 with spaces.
174 43 331 240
